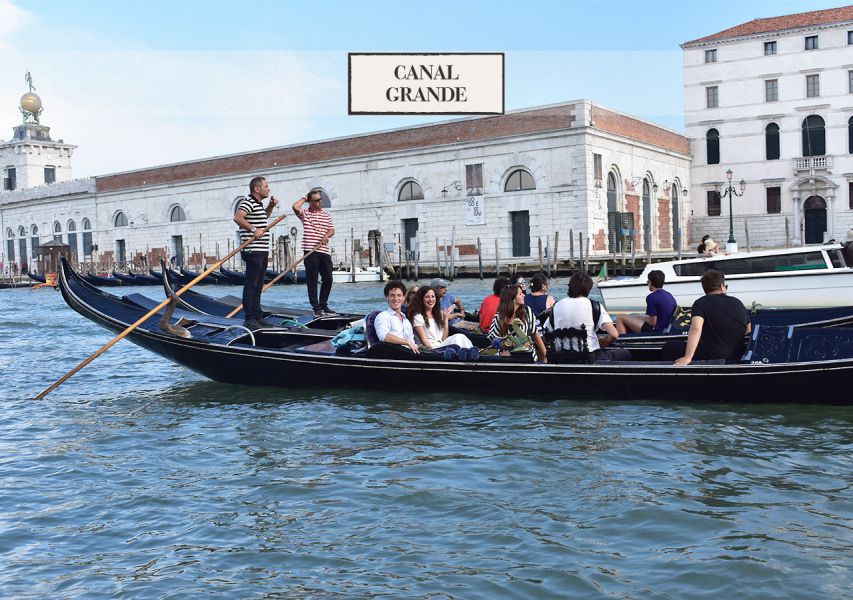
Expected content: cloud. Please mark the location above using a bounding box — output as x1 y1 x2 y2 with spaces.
0 0 31 47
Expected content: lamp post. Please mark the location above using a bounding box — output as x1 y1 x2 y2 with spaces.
718 168 746 253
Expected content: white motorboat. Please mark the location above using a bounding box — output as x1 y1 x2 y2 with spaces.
332 265 383 283
597 242 853 310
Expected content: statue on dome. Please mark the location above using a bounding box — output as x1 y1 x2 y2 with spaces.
20 70 43 124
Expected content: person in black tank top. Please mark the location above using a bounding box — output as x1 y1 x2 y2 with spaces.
524 272 555 317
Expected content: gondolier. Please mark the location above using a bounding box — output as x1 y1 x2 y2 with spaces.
293 189 336 318
234 176 279 330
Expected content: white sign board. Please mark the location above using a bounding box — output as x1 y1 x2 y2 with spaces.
466 195 485 225
349 53 504 115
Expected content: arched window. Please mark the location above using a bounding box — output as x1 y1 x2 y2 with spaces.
18 226 27 237
17 228 27 269
504 169 536 192
312 188 332 208
765 123 780 160
67 220 78 257
642 179 652 252
81 218 93 257
606 172 620 253
398 181 424 201
114 211 128 227
706 128 720 165
848 116 853 154
30 225 39 259
5 228 14 263
53 221 62 242
170 206 187 222
801 115 825 157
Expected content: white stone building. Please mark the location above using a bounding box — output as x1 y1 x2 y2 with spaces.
683 5 853 250
1 100 691 274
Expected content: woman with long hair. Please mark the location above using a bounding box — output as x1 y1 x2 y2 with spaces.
409 286 473 350
487 284 547 362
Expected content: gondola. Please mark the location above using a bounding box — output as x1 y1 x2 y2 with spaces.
128 271 163 285
112 270 139 284
56 258 853 403
159 261 359 331
82 272 123 287
180 266 228 285
27 272 46 283
218 267 247 286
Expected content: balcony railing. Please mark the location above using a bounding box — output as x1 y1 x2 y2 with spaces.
794 156 832 173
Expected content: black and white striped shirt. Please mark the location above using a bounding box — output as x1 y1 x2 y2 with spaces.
236 195 271 252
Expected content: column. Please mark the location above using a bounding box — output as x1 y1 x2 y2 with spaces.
792 195 801 245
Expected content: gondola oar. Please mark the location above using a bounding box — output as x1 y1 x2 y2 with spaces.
224 241 323 318
35 215 288 400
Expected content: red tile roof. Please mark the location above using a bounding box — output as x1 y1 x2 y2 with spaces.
683 5 853 45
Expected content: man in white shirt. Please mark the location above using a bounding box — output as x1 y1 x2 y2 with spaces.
374 280 420 354
544 272 619 361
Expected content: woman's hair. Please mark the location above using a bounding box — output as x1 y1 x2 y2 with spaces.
568 272 593 298
530 272 548 293
404 285 419 306
697 243 706 255
408 285 444 325
496 284 526 335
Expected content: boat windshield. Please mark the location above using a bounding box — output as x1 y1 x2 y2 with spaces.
673 251 827 276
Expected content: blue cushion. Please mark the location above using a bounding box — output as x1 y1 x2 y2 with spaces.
364 310 382 348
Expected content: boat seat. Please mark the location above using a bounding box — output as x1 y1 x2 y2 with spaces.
295 339 335 354
364 310 382 348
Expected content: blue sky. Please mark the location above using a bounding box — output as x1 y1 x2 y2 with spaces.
0 0 835 177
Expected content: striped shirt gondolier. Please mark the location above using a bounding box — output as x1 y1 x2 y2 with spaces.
300 208 334 255
236 196 271 252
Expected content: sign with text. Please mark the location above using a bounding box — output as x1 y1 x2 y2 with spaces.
349 53 504 115
466 195 485 225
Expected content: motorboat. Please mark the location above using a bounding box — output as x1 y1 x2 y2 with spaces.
333 265 382 283
598 242 853 311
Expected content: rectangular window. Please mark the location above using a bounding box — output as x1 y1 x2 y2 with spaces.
849 70 853 94
766 187 781 214
593 153 602 180
44 166 56 184
765 79 778 102
848 31 853 45
465 163 483 196
805 35 818 50
705 49 717 63
706 86 718 108
806 74 820 98
510 211 530 257
764 41 777 55
707 190 721 217
849 181 853 210
4 167 15 191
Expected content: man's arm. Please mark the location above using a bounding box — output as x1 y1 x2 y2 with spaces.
674 316 705 366
292 197 307 218
454 297 465 312
234 209 261 238
322 226 336 244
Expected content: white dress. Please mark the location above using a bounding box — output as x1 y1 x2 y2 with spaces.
412 313 473 349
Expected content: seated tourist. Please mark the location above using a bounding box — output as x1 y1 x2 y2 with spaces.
402 284 419 315
671 269 750 365
408 286 473 350
374 280 420 354
478 276 510 331
698 234 718 257
487 284 547 362
525 272 556 317
543 271 620 363
614 269 677 335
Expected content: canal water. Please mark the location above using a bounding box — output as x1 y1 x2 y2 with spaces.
1 279 851 599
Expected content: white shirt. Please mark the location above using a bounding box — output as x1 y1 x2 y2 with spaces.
412 313 443 346
374 307 415 343
544 297 612 352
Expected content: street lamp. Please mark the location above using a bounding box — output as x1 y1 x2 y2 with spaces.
718 168 746 253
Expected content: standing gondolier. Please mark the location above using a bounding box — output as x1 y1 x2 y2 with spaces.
234 176 279 330
293 189 335 317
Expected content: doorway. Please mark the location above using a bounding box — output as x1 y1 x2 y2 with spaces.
803 195 827 244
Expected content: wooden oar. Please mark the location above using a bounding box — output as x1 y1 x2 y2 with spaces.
224 241 323 318
35 214 287 400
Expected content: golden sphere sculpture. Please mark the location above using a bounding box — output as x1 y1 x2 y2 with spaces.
20 92 43 114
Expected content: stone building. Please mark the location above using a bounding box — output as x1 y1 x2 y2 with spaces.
683 5 853 250
1 99 690 274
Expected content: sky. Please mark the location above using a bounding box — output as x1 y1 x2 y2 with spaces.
0 0 838 178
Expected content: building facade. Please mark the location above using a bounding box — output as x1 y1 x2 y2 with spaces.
683 5 853 250
1 100 690 274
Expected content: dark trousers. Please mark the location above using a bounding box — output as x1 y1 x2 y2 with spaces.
241 251 268 321
304 251 333 312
